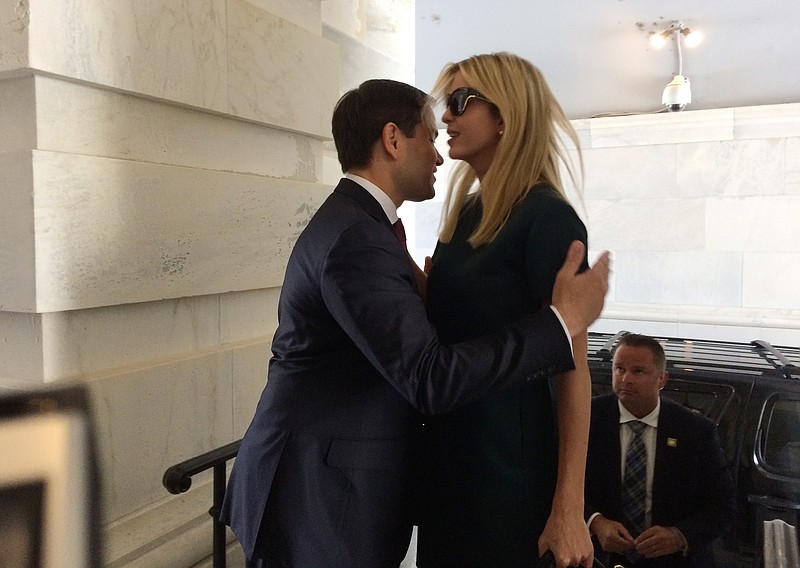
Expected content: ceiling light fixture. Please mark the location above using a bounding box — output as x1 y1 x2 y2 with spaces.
649 20 702 112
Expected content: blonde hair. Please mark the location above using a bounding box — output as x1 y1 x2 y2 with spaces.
433 52 583 246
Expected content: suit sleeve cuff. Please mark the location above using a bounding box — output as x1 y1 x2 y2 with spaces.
669 527 689 556
586 512 602 534
549 305 574 357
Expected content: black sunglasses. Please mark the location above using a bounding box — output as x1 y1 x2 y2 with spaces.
446 87 490 116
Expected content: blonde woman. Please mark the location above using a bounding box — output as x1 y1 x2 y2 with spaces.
417 53 595 568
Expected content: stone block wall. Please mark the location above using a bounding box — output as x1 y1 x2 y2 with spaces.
0 0 414 566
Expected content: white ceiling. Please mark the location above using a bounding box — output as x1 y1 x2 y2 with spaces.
415 0 800 119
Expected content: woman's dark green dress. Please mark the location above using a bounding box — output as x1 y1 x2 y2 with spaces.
417 184 588 568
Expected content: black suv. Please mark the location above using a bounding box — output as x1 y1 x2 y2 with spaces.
587 331 800 567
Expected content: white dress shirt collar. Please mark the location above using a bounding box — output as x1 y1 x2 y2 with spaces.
618 397 660 429
345 173 398 224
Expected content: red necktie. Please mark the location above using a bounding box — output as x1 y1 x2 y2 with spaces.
393 219 407 250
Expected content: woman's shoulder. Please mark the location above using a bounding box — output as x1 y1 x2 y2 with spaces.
514 183 582 222
521 182 570 206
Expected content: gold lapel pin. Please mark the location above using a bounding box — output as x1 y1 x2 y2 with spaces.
667 437 678 447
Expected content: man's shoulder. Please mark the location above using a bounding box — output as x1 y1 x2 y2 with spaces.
592 392 618 409
590 393 619 423
316 179 387 223
659 397 715 433
300 181 380 235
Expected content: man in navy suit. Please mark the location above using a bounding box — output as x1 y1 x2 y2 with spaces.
585 333 735 567
221 79 611 568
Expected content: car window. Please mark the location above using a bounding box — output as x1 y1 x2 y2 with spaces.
758 395 800 479
661 380 734 419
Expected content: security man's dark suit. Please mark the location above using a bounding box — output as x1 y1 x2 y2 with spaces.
585 394 735 567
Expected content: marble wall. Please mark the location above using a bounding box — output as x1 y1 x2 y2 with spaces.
0 0 415 566
407 103 800 347
582 104 800 346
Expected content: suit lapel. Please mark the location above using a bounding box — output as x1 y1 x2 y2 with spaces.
652 398 675 521
605 398 623 513
333 178 418 293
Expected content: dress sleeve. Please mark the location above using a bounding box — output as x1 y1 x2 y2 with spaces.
524 196 589 301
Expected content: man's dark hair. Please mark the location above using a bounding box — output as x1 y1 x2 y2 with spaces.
614 333 667 373
331 79 430 172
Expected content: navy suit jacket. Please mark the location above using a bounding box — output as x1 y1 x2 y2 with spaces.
585 394 735 568
220 179 576 568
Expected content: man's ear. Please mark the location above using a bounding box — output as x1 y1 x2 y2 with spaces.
658 371 669 390
381 122 403 159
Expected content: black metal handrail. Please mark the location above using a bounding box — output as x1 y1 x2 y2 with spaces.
163 439 241 568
